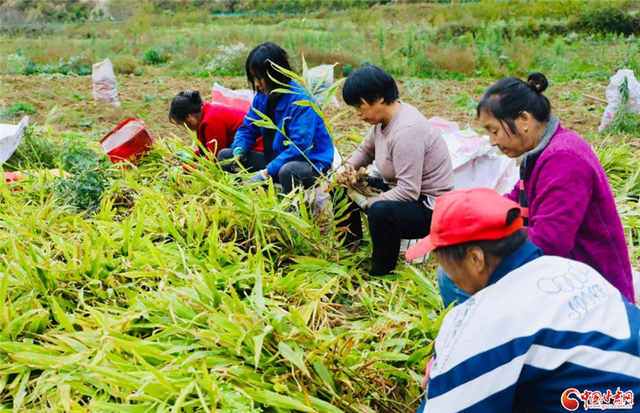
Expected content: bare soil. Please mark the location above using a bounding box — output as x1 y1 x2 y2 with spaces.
1 73 631 151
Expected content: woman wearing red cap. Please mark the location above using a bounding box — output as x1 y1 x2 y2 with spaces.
168 90 263 158
407 188 640 413
439 72 634 305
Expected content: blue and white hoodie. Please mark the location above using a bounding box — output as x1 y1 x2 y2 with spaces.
422 248 640 412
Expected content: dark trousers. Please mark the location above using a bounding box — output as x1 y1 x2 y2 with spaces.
218 148 321 193
337 177 434 276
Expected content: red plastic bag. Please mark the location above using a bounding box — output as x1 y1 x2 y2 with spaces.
3 169 69 191
4 171 24 182
3 171 24 191
101 119 155 164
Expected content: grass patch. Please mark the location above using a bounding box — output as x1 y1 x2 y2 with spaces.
0 101 36 119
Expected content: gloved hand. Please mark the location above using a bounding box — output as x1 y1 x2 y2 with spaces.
347 187 368 209
232 147 247 163
221 148 247 173
175 151 194 162
221 160 241 173
248 169 269 183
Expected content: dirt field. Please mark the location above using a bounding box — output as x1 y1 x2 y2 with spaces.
2 72 626 154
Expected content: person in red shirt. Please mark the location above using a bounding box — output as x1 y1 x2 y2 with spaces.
168 90 263 158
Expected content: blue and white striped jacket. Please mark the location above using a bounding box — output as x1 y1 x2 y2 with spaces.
423 256 640 412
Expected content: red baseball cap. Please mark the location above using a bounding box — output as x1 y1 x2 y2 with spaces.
405 188 523 260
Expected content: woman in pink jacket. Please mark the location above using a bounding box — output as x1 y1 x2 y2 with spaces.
438 72 634 305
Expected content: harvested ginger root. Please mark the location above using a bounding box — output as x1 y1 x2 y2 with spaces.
335 167 381 198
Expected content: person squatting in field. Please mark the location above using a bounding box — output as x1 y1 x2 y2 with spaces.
168 90 263 159
218 42 335 194
437 72 635 306
407 188 640 413
336 65 454 276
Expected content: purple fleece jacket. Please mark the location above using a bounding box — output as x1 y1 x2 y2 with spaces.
505 124 634 302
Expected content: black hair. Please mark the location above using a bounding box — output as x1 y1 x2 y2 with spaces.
477 72 551 134
245 42 292 93
434 209 528 266
342 65 399 106
168 90 203 125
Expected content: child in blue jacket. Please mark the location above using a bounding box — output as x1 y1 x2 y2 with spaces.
218 42 334 193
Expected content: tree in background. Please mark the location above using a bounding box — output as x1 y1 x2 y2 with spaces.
106 0 136 20
126 1 153 44
0 0 430 24
1 0 95 23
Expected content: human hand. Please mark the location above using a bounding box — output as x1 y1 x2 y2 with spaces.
336 162 357 185
175 151 194 162
232 147 247 163
422 356 435 389
347 187 368 209
343 162 356 175
248 169 269 183
220 148 246 172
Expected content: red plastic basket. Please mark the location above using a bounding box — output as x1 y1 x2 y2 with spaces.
100 118 155 164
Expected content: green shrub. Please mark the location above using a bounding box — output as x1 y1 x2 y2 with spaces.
538 22 570 37
342 63 353 77
569 7 640 36
501 38 534 75
142 93 156 103
435 19 482 41
41 57 90 75
113 55 139 74
67 56 92 75
449 92 479 116
0 101 37 118
23 59 39 75
4 53 41 75
54 134 110 213
412 56 438 77
2 127 60 171
4 53 28 74
605 77 640 137
142 47 169 65
206 43 249 75
429 44 477 75
7 55 92 76
626 43 640 73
